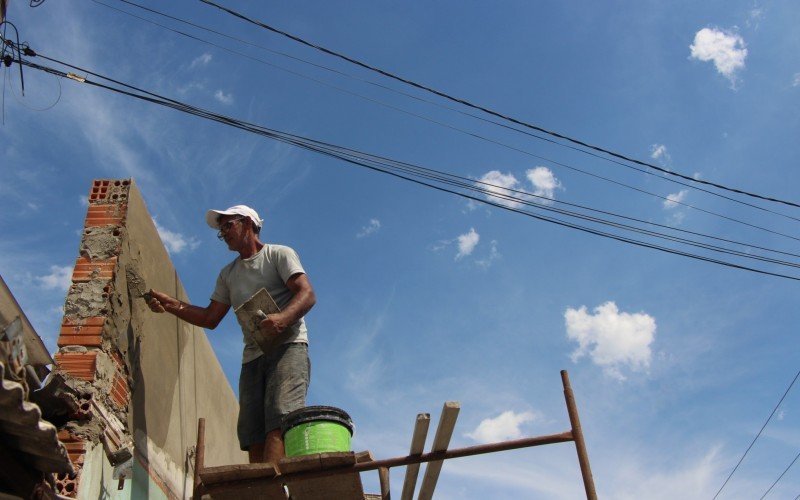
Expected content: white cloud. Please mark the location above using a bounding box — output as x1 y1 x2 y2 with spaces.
477 170 520 208
663 189 688 209
214 90 234 105
36 265 73 292
526 166 562 204
793 73 800 87
475 239 500 269
650 144 671 165
189 53 213 69
746 8 764 29
154 220 200 254
456 228 480 260
565 301 656 381
689 28 747 86
466 410 536 443
356 218 381 238
79 195 89 207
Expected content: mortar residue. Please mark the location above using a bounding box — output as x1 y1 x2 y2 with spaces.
80 226 124 260
63 419 105 445
64 281 110 319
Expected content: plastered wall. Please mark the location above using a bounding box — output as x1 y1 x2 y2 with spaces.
54 179 246 499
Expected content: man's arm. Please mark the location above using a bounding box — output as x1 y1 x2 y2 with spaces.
148 290 230 330
259 273 316 336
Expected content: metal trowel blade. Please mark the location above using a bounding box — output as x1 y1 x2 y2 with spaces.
125 264 152 302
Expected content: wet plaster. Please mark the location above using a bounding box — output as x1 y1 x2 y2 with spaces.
80 226 124 261
58 180 245 499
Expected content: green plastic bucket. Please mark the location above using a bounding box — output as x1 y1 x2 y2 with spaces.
282 406 354 457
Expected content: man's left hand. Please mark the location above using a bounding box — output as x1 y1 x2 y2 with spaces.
259 313 288 337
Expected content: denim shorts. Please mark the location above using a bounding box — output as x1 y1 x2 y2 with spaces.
237 343 310 450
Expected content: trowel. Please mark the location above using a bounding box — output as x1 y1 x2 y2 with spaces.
234 288 291 355
125 264 152 303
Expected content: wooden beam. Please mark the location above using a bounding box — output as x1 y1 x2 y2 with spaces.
400 413 430 500
417 402 459 500
379 467 391 499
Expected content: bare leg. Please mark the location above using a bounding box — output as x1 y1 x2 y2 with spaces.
264 428 285 465
248 441 266 464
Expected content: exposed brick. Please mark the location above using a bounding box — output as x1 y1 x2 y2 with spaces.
71 256 117 282
110 373 129 409
88 179 131 204
57 430 86 467
84 204 126 227
55 430 86 497
57 317 105 348
54 473 79 498
54 352 97 382
71 393 93 420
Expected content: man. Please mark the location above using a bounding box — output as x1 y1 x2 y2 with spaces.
147 205 315 465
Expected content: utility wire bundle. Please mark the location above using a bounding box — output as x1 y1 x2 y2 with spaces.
5 2 800 496
6 45 800 282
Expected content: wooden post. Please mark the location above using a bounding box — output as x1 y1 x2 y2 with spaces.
379 467 391 499
193 417 206 499
561 371 597 500
417 402 459 500
400 413 430 500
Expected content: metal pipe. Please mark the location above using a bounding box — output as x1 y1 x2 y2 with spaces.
202 431 574 493
561 370 597 500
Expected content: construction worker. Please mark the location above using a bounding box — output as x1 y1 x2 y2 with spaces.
146 205 315 465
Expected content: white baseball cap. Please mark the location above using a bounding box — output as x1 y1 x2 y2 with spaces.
205 205 263 230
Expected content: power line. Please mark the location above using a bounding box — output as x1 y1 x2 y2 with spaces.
96 0 800 226
90 0 800 240
197 0 800 211
713 368 800 499
760 450 800 499
11 51 800 282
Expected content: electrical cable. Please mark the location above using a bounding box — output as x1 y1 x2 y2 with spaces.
713 368 800 499
197 0 800 210
12 53 800 281
93 0 800 233
5 61 61 111
19 46 800 262
100 0 800 226
54 2 800 243
759 450 800 499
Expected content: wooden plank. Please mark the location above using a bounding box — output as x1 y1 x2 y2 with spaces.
280 451 356 474
355 450 374 464
282 452 364 500
202 480 287 500
400 413 430 500
417 402 460 500
279 453 323 474
200 463 279 484
379 467 390 499
286 472 364 500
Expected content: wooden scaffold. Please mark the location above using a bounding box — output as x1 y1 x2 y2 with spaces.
192 370 597 499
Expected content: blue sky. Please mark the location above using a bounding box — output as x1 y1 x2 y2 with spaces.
2 0 800 498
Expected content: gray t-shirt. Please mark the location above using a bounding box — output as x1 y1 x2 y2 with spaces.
211 244 308 364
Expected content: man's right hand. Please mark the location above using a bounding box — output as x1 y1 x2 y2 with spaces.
147 290 178 313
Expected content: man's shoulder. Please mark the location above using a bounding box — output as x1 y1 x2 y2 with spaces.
218 256 239 277
264 243 298 256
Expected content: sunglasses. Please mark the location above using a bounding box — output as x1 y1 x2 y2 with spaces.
217 217 245 240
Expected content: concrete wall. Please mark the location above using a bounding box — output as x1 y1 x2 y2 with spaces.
54 179 246 499
122 180 246 495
